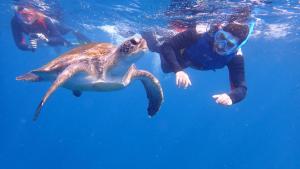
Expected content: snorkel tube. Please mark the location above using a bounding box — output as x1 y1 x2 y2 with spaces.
236 22 255 50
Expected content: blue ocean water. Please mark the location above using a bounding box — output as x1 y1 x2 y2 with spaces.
0 0 300 169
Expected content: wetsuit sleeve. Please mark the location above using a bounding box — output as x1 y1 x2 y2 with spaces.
227 54 247 104
160 28 199 72
11 18 32 51
45 19 70 46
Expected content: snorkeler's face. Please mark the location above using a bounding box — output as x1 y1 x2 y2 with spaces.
17 8 38 25
214 30 240 56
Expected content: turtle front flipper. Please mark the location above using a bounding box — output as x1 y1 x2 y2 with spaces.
34 63 90 121
122 64 164 117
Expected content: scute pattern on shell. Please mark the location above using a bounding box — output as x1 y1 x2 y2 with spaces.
37 43 116 72
63 43 115 57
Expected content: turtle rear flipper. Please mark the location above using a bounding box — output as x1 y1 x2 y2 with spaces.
122 64 164 117
34 63 91 121
16 69 53 82
16 72 41 82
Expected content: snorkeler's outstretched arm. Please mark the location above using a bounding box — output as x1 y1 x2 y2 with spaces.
160 28 200 73
227 54 247 104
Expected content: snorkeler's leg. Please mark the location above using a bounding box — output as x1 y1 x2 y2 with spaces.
72 31 91 44
141 27 175 53
141 31 160 53
58 24 91 44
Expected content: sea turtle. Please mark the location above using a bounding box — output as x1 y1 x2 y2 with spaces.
17 37 164 121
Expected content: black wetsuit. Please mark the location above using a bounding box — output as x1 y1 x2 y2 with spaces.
159 28 247 104
11 15 71 51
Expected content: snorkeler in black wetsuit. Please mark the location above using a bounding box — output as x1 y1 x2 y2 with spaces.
11 5 90 52
145 6 254 106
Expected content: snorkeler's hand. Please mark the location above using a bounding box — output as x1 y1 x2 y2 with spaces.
212 93 233 106
175 71 192 89
36 33 49 42
29 39 38 50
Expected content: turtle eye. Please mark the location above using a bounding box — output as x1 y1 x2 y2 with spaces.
130 38 140 45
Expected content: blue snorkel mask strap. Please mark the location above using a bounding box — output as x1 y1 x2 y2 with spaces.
236 22 255 49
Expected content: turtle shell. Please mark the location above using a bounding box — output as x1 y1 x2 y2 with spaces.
36 43 116 72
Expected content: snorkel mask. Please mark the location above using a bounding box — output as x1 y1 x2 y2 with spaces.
15 6 39 25
214 22 255 56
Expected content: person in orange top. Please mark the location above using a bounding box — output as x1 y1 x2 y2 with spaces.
11 5 90 52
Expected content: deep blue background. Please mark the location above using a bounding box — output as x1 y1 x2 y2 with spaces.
0 1 299 169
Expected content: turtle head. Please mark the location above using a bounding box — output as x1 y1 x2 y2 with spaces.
118 37 148 58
